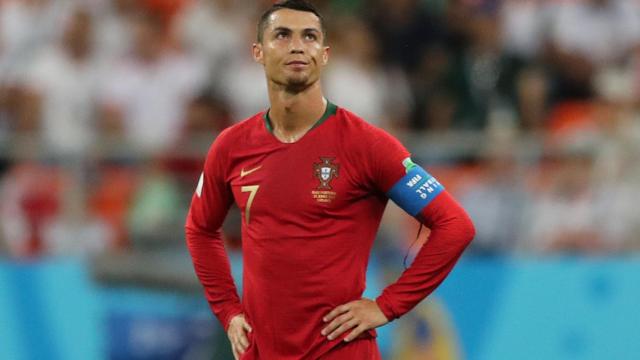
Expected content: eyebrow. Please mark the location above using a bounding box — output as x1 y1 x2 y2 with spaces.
272 26 321 34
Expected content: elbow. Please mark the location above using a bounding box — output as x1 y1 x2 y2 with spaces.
185 222 206 247
185 222 197 239
419 191 475 247
460 211 476 247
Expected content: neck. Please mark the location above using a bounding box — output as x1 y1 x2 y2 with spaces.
267 80 326 142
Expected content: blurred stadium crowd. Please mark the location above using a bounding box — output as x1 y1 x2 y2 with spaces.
2 0 640 264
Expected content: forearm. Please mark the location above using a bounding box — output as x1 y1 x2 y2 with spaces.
186 225 242 330
376 192 475 320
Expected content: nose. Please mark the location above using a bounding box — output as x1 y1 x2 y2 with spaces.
289 35 304 54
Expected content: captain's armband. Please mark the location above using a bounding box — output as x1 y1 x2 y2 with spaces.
386 158 444 216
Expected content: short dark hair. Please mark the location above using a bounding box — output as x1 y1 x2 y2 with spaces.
257 0 325 43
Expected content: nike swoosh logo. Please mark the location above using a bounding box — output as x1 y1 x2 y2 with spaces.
240 165 262 178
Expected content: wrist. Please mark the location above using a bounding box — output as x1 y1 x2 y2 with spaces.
375 295 396 322
225 312 244 332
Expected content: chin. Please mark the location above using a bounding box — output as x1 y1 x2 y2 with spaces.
285 76 311 90
287 73 309 83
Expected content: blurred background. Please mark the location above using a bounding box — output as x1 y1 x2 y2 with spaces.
1 0 640 359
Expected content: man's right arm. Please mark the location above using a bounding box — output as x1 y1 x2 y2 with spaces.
185 133 242 331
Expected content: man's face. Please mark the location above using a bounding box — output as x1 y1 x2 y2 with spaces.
253 9 329 91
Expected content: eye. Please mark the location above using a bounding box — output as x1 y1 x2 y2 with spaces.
304 33 317 41
275 31 288 39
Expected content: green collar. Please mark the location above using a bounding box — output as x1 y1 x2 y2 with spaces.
264 101 337 133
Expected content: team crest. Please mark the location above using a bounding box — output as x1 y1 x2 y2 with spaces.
312 158 339 203
313 157 339 190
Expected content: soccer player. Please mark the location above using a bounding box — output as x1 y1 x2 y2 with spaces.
185 1 475 359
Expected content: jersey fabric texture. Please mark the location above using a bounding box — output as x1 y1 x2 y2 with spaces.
185 103 475 359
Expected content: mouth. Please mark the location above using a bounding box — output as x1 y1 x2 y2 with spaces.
285 60 309 66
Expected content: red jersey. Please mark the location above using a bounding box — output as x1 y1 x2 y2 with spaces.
186 103 474 359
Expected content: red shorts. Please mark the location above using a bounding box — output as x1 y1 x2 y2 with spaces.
318 338 382 360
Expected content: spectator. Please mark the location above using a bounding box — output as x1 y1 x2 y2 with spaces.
324 15 411 128
216 18 269 121
410 44 456 131
176 0 246 85
367 0 444 73
0 0 71 141
590 69 640 251
525 144 606 253
18 7 104 157
93 0 138 64
514 66 549 131
0 163 112 258
182 92 232 137
500 0 548 61
0 0 70 84
0 163 60 257
458 136 530 254
128 160 182 248
416 3 517 131
544 0 640 100
100 10 207 155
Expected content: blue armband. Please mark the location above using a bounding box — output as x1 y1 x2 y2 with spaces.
387 159 444 217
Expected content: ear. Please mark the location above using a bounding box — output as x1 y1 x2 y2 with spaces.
321 46 330 66
252 43 264 65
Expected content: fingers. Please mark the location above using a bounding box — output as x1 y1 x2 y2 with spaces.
323 303 350 323
344 324 367 342
327 318 358 340
237 329 250 348
229 330 249 358
229 329 249 354
243 321 253 333
228 315 252 359
230 332 248 358
321 312 353 337
322 299 389 342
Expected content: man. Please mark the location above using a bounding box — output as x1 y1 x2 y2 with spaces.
185 1 475 359
19 7 102 156
99 10 207 155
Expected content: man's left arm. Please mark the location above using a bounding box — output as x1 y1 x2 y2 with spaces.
322 189 474 341
375 189 475 321
322 127 475 341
